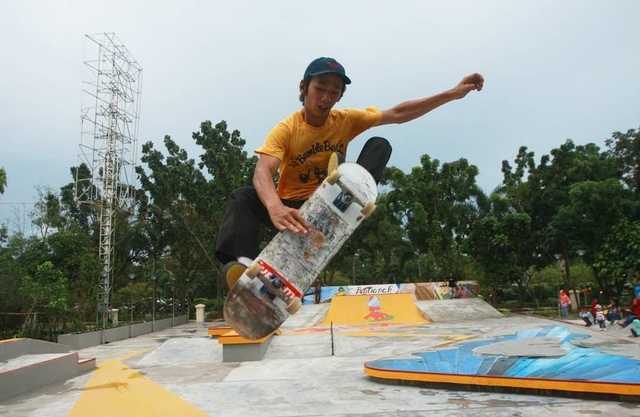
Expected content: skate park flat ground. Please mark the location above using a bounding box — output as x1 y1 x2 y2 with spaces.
1 298 639 416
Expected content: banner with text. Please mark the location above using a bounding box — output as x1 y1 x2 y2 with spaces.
302 281 478 304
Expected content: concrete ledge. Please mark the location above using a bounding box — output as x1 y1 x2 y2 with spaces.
0 352 95 401
0 338 70 361
57 315 188 350
416 298 503 322
218 330 281 362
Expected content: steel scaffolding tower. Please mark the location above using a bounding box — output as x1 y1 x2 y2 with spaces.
75 33 143 333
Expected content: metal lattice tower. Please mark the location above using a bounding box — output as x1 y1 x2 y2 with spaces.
75 33 143 325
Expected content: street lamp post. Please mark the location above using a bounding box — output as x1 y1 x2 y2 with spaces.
171 277 176 327
128 273 135 338
351 252 360 284
554 254 564 316
151 275 157 332
185 277 190 320
101 271 108 345
576 250 586 305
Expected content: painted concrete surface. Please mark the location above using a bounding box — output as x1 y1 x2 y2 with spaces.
0 303 639 416
318 294 430 326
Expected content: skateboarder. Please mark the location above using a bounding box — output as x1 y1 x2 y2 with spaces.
216 57 484 284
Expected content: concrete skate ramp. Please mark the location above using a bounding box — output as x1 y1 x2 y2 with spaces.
416 298 503 322
318 294 430 326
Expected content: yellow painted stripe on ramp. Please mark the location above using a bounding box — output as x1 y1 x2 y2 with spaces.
70 349 208 417
318 294 431 326
0 338 25 344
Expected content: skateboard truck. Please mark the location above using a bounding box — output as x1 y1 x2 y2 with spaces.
326 170 376 216
245 262 303 315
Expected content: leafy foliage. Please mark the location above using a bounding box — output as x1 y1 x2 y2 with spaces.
0 167 6 195
136 121 257 299
387 156 485 278
593 220 640 296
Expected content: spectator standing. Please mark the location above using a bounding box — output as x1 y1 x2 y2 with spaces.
559 290 572 318
313 278 323 304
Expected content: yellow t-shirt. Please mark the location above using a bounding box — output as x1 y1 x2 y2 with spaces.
255 107 382 200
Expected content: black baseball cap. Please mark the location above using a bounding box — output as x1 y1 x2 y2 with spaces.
303 57 351 85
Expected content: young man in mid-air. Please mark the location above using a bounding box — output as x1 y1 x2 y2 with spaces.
216 57 484 285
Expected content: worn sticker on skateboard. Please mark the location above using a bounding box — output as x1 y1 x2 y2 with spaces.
258 260 302 299
332 191 352 212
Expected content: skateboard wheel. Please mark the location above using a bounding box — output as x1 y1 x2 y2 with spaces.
245 262 261 279
285 298 302 315
361 202 376 216
326 170 341 185
223 262 247 289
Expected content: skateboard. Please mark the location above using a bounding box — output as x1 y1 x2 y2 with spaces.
223 162 378 339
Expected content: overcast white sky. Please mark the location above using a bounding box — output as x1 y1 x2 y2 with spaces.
1 1 639 229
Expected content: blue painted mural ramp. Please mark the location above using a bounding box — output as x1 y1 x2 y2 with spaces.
364 326 640 402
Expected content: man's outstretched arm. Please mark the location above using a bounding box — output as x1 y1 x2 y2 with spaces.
377 73 484 126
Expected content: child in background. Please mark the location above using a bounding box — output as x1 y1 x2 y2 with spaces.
595 304 607 331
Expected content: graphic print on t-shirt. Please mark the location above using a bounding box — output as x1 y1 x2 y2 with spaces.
298 162 327 184
287 140 346 185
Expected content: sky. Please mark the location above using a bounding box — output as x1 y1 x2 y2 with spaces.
1 0 639 231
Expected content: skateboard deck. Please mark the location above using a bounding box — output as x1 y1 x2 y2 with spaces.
223 162 378 339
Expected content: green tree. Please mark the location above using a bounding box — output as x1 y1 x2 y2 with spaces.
0 167 6 195
31 187 66 239
0 234 29 338
550 179 636 266
387 156 486 278
46 229 101 321
605 127 640 198
20 261 70 340
501 140 622 296
332 192 412 285
593 220 640 297
137 120 257 299
465 189 542 305
0 167 7 263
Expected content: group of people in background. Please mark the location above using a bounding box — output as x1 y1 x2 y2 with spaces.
567 278 640 337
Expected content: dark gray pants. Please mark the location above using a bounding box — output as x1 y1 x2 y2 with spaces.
214 137 392 264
